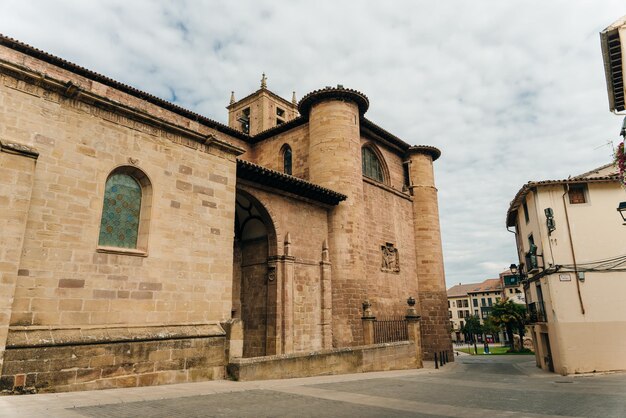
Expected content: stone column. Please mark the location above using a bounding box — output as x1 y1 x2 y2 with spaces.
280 234 295 354
361 301 375 345
303 88 369 347
265 259 279 355
320 240 333 349
0 141 38 373
406 146 452 361
405 297 423 368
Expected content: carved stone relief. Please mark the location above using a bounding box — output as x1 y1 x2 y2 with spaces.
381 242 400 273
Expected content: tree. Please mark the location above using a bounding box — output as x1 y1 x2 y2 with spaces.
482 316 501 339
461 315 483 354
490 299 527 351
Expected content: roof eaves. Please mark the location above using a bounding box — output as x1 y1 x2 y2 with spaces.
360 118 411 151
506 175 620 227
249 116 307 143
236 159 347 205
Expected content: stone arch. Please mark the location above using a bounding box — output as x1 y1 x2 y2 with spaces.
232 189 279 357
361 142 390 185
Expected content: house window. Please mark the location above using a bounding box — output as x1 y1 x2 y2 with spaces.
282 145 292 175
481 298 486 307
568 185 587 204
361 146 384 183
98 167 151 252
473 299 478 307
488 298 493 307
276 107 285 117
474 309 479 316
523 201 530 223
460 320 464 329
458 310 463 318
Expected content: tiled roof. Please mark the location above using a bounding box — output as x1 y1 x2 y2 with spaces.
468 278 502 293
236 159 347 206
572 162 617 179
447 283 476 298
506 174 620 227
448 278 503 298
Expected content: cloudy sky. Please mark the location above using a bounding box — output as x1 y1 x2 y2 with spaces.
1 1 624 286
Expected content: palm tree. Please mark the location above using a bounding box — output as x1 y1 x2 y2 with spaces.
490 299 527 351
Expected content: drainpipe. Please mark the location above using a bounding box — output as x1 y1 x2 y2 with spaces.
561 185 585 315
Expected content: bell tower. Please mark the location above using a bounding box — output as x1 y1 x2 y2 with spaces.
227 74 299 135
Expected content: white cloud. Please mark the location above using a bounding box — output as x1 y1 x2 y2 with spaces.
1 0 624 286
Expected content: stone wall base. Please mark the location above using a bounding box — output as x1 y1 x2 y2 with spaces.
0 334 226 393
228 341 419 381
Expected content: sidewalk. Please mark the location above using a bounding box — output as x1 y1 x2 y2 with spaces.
0 366 452 418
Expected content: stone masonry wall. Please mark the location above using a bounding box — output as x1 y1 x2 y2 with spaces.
240 238 269 357
0 145 37 373
249 124 310 180
307 99 366 347
0 326 225 393
408 151 452 360
361 181 418 316
0 46 243 389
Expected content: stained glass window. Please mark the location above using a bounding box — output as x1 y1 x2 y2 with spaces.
283 146 292 175
362 146 384 182
98 173 142 248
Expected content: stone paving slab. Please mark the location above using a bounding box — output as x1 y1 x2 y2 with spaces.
1 356 625 417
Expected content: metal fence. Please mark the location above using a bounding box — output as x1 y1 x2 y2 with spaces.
373 317 408 343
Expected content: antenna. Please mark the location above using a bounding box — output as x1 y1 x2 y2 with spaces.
594 140 614 155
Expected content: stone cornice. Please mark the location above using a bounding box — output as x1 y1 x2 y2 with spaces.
7 323 226 348
0 59 245 158
0 139 38 159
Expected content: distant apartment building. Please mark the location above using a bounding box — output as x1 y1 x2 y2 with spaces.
447 284 473 342
447 278 503 343
500 270 525 305
506 163 625 375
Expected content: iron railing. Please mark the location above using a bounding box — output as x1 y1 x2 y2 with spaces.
528 301 546 323
373 317 408 343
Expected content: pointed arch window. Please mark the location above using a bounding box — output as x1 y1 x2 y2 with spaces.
361 146 384 183
98 166 152 254
282 144 292 175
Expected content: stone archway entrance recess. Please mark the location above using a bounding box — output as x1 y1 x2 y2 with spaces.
232 190 284 357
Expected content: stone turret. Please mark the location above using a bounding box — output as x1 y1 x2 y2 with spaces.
299 86 370 346
405 145 452 360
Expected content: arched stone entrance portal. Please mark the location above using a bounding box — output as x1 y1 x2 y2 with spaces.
232 190 278 357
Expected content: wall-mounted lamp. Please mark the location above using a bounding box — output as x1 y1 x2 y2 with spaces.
509 264 518 275
618 202 626 225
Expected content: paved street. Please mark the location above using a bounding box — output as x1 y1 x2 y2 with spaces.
1 354 625 417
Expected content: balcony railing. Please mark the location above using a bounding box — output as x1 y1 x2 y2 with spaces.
528 301 546 323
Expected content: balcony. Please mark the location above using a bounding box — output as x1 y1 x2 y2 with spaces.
528 301 546 323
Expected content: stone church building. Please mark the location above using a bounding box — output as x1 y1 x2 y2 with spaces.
0 35 451 392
